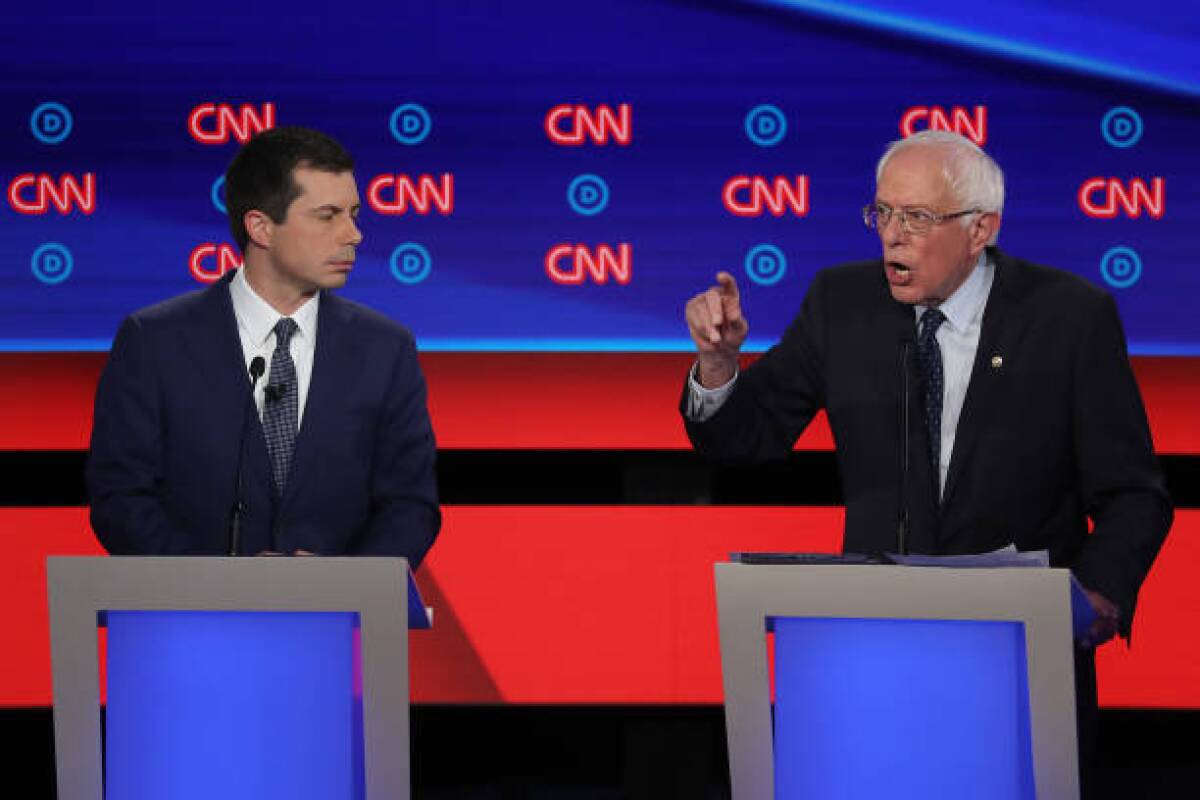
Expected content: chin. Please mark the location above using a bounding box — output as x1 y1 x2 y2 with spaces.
887 285 922 306
319 273 350 289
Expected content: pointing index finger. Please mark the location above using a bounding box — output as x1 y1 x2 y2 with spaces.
715 271 740 299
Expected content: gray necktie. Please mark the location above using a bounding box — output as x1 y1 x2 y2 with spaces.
263 317 299 494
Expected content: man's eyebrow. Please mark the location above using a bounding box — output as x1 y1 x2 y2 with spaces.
311 201 362 212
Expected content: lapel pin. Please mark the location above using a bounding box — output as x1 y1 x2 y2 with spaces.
990 355 1003 369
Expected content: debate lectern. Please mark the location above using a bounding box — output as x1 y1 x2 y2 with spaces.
715 563 1080 800
46 556 428 800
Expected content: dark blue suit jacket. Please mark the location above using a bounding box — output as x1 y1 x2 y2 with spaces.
87 271 440 563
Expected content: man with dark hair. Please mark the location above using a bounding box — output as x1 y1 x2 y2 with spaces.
88 126 440 563
224 126 354 252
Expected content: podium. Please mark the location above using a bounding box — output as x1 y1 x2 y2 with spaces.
46 556 427 800
715 563 1080 799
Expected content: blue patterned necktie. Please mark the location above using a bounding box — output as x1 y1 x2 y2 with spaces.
916 308 947 495
263 317 299 495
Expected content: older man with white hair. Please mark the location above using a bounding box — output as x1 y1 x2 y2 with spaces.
681 130 1171 794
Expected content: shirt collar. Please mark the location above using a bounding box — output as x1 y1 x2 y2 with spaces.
916 251 992 333
230 267 320 347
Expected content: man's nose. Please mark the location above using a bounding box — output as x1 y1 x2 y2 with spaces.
879 212 908 246
345 216 363 246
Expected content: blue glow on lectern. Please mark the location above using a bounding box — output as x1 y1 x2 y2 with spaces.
104 611 363 800
773 617 1035 799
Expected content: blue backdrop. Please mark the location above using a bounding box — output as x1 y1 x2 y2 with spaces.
2 0 1196 352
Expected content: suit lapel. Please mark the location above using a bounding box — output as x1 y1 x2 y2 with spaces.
279 292 359 512
177 272 246 396
940 249 1023 509
177 271 275 498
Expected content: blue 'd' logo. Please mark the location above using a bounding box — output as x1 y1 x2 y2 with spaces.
211 175 227 214
744 244 787 286
390 243 432 284
745 105 786 147
31 102 73 145
1100 246 1142 289
1101 107 1143 149
31 243 74 285
567 174 609 216
390 104 432 145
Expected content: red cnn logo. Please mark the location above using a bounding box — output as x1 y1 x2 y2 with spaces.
900 105 988 147
723 176 809 217
545 244 632 285
1078 178 1165 219
189 244 243 283
367 174 454 215
8 173 96 215
545 104 632 146
188 103 276 145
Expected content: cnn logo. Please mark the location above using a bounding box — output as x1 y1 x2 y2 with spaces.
545 104 632 146
8 173 95 215
188 103 276 145
545 244 632 285
900 106 987 147
1078 178 1164 219
368 174 454 215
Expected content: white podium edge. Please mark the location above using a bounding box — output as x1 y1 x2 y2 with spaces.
714 563 1079 800
47 556 413 800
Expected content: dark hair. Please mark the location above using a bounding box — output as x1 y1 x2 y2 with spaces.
224 126 354 251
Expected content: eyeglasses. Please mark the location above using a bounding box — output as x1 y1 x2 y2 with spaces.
862 202 981 236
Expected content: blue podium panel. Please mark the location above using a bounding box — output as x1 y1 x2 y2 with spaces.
104 611 363 800
773 617 1034 800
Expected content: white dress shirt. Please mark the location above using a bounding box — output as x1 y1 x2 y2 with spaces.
229 267 320 425
686 252 994 498
915 252 993 497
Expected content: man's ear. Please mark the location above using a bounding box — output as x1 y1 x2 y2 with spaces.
244 210 273 250
972 211 1001 251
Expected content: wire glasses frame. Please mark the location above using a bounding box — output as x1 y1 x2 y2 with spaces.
863 203 982 236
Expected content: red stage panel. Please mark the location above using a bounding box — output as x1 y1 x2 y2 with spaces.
0 354 104 451
1096 509 1200 708
410 506 844 703
0 508 105 707
0 507 1196 707
0 353 1194 452
415 508 1200 705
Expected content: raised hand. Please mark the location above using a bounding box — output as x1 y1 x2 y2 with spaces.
685 271 749 387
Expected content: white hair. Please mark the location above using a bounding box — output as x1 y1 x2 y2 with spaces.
876 130 1005 242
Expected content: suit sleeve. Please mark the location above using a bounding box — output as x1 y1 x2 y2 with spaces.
351 331 441 564
86 316 194 554
1069 293 1173 631
682 271 829 461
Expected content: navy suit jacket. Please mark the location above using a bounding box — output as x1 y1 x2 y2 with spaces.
87 271 440 563
684 248 1171 631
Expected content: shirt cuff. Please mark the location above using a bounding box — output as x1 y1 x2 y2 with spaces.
685 362 738 422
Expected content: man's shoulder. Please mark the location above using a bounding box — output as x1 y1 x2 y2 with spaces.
805 258 888 306
992 249 1111 310
124 281 223 332
815 258 882 283
324 292 416 348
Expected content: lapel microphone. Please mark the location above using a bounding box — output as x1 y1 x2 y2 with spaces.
229 356 267 556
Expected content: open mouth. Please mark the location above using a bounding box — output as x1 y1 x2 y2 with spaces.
886 260 914 287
